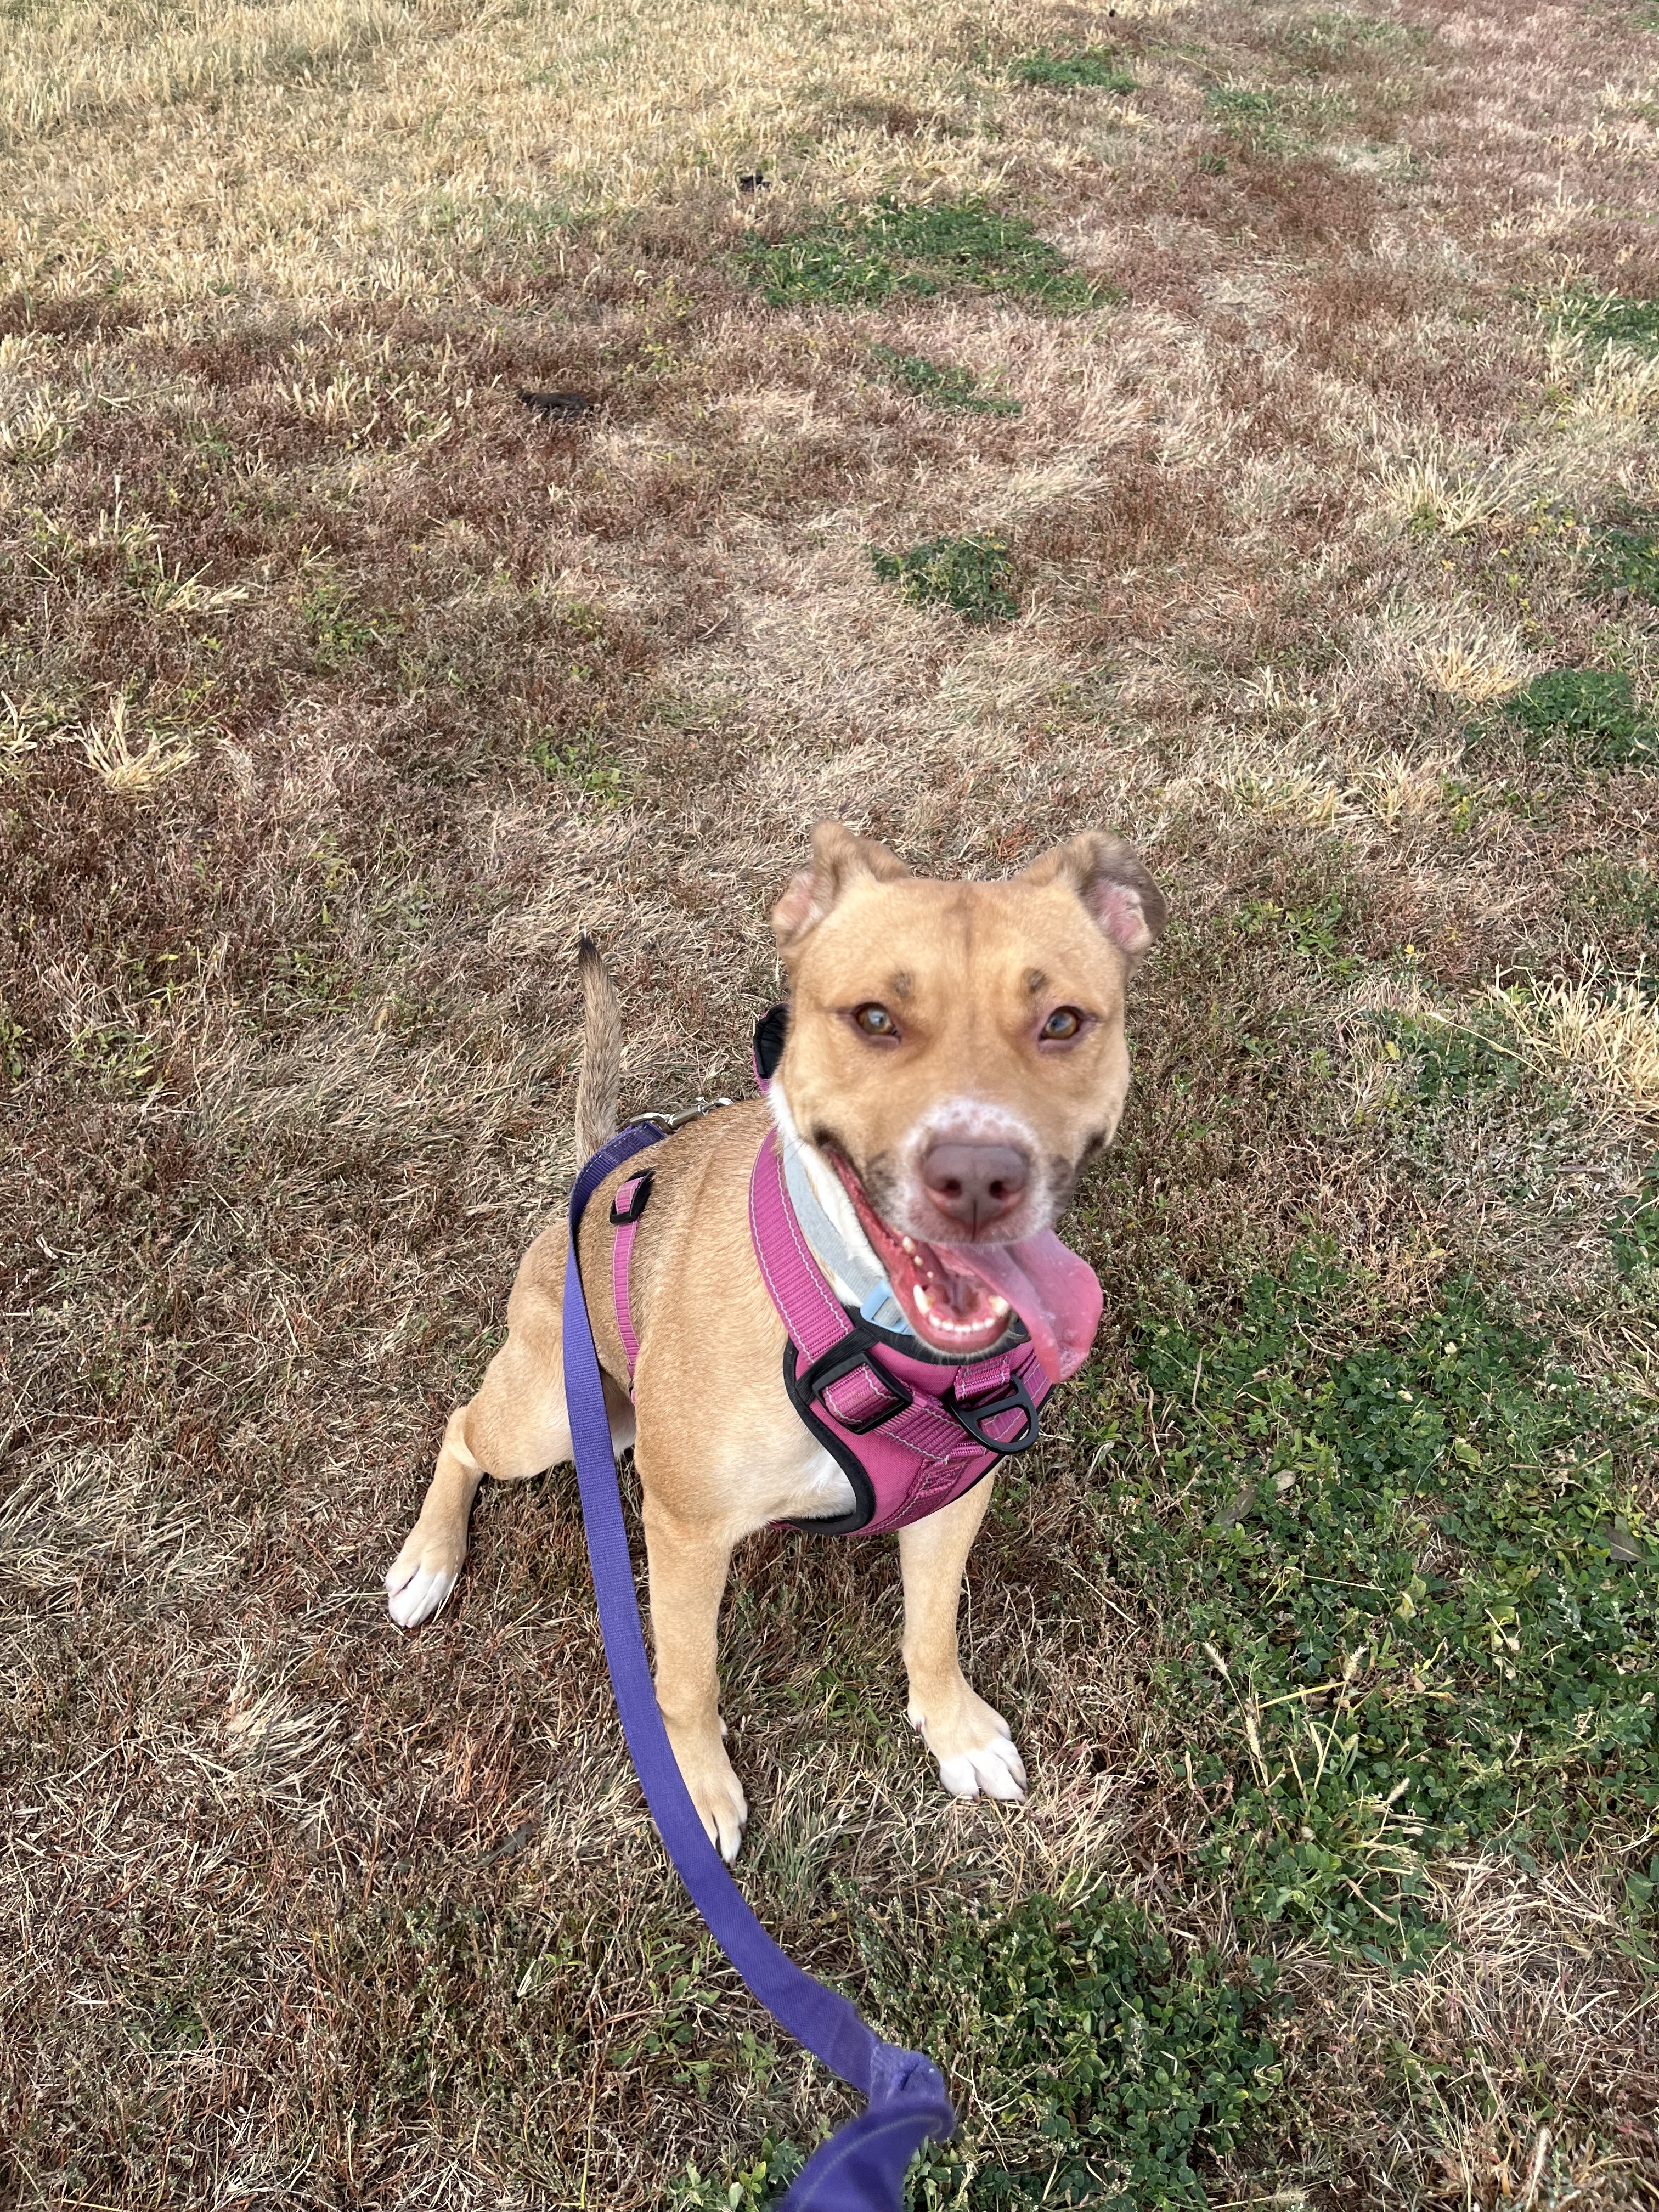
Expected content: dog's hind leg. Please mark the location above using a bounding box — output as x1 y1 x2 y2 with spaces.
386 1255 631 1628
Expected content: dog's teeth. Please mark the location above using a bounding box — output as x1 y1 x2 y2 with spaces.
989 1295 1009 1318
913 1287 933 1313
901 1237 915 1255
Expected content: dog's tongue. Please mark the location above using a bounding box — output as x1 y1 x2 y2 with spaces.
936 1233 1103 1384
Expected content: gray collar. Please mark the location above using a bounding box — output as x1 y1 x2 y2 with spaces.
780 1141 913 1336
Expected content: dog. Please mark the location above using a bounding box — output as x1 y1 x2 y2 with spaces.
387 822 1165 1861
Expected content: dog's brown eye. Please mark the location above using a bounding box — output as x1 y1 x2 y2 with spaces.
1042 1007 1084 1041
853 1003 897 1039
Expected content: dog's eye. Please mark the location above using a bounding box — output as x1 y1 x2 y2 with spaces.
852 1003 897 1039
1042 1007 1084 1041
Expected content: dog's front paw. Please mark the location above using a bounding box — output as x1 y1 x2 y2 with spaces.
385 1523 463 1629
909 1681 1028 1803
666 1722 749 1863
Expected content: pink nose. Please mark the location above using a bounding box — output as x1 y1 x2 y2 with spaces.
920 1142 1030 1236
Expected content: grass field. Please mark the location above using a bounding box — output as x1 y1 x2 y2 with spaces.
3 0 1659 2204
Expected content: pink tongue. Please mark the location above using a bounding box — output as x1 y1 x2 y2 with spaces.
936 1232 1104 1384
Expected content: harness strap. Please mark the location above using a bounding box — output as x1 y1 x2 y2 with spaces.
609 1171 652 1380
563 1124 955 2208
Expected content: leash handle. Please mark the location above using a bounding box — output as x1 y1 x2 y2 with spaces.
562 1125 955 2209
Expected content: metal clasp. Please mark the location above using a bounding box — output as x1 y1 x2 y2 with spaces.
627 1096 734 1134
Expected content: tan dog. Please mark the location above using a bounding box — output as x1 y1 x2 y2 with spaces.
387 823 1165 1860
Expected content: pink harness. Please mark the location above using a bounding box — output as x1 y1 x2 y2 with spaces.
605 1011 1097 1537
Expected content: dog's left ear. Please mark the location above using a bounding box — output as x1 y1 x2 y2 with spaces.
1019 832 1167 966
771 821 911 955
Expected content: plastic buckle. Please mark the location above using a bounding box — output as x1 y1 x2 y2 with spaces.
797 1335 912 1435
608 1170 655 1226
946 1370 1039 1455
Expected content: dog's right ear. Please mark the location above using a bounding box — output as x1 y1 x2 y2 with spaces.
771 821 910 955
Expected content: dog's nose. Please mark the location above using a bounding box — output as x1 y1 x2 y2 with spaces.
921 1142 1030 1236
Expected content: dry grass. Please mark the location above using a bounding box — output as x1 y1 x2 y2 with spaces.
3 0 1658 2204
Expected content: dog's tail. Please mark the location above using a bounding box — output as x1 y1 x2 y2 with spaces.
574 935 623 1164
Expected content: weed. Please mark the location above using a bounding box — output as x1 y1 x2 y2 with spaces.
1584 517 1659 603
0 1002 24 1082
674 2138 803 2209
893 1894 1283 2211
78 693 199 795
1011 48 1137 93
301 573 383 671
868 344 1022 415
688 1893 1283 2211
1237 894 1359 978
1281 9 1427 63
1609 1168 1659 1278
869 533 1020 621
527 727 628 802
1550 290 1659 354
1369 1008 1527 1104
0 392 83 464
1574 858 1659 937
1205 84 1288 146
1098 1258 1658 1960
1502 668 1658 767
736 196 1105 310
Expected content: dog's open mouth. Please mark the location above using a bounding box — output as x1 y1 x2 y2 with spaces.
831 1159 1102 1383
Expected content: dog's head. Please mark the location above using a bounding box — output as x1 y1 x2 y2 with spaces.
770 820 1166 1373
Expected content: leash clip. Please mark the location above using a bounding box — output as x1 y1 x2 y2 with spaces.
627 1096 734 1135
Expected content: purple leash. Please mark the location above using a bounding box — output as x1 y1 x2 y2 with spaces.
562 1125 956 2210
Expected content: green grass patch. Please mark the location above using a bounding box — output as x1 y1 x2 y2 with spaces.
1550 289 1659 353
893 1894 1283 2211
736 195 1104 311
869 344 1023 415
680 1892 1283 2211
1502 667 1659 766
1367 1008 1527 1104
527 727 627 803
1011 47 1137 92
301 573 385 672
1205 84 1288 146
1280 8 1427 63
1610 1167 1659 1278
1572 856 1659 935
1585 516 1659 602
869 533 1020 621
1094 1256 1658 1963
1237 893 1360 979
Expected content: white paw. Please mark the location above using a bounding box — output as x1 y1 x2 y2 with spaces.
386 1546 459 1628
911 1695 1028 1802
705 1780 749 1866
669 1732 748 1862
936 1731 1028 1801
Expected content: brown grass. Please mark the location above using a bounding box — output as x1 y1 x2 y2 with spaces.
3 0 1658 2204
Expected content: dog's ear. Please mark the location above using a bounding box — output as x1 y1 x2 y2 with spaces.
771 821 911 955
1019 832 1167 966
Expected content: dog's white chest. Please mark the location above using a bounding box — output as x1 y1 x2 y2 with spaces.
779 1445 856 1523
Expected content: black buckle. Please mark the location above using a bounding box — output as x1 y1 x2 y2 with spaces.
947 1371 1039 1455
796 1333 912 1435
608 1169 654 1226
